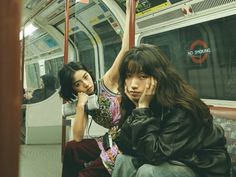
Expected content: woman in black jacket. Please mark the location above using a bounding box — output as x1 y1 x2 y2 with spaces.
26 74 57 104
111 44 231 177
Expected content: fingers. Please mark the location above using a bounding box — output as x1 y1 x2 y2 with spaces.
124 85 128 96
77 92 89 105
145 77 157 95
145 76 151 89
150 77 157 95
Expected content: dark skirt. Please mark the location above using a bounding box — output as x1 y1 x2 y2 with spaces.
62 139 110 177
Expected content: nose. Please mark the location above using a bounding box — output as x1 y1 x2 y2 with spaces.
82 80 90 88
130 77 139 89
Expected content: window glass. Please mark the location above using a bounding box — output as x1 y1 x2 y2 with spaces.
141 15 236 100
93 20 122 72
70 31 96 75
25 63 40 89
45 57 64 88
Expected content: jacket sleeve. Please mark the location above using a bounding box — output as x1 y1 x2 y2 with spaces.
114 108 161 158
129 108 167 164
114 115 136 155
123 108 200 165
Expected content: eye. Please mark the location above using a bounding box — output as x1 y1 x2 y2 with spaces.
84 73 90 80
73 80 81 87
139 73 148 79
74 82 80 87
126 73 132 78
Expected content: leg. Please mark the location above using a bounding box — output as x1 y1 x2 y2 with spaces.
112 154 142 177
79 157 110 177
62 139 101 177
136 162 197 177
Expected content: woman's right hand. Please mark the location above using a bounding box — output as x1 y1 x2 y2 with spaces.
76 92 88 109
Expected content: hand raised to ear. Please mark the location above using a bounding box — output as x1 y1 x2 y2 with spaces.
76 92 88 108
138 77 157 108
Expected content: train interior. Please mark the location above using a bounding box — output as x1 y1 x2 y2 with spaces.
19 0 236 177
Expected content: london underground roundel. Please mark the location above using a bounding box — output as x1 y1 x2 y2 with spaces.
188 40 211 64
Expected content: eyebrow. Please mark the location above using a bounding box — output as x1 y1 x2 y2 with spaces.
73 72 87 85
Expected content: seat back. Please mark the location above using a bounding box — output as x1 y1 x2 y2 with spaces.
24 91 63 144
210 106 236 177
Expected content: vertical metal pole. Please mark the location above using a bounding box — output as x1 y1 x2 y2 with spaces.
21 27 25 92
62 0 70 160
64 0 70 64
0 0 21 177
129 0 136 48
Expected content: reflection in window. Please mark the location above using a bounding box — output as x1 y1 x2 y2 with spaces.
70 31 96 75
25 63 40 89
141 15 236 100
93 20 122 72
45 57 64 88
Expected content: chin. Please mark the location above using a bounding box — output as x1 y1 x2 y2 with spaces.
88 90 94 95
132 98 139 104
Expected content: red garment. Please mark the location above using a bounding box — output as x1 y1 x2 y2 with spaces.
62 139 110 177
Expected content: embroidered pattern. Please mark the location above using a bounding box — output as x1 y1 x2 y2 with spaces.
90 79 121 174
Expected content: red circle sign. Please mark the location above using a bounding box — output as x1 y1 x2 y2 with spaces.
190 40 209 64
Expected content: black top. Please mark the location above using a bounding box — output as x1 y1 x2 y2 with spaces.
115 107 231 177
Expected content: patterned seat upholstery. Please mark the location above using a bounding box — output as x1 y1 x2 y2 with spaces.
213 116 236 177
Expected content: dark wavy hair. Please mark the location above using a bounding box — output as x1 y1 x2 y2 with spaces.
41 74 57 98
58 61 95 102
118 44 212 125
41 74 57 90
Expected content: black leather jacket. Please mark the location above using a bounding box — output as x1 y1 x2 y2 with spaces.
115 107 231 177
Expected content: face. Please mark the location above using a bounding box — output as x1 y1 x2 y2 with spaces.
125 72 149 104
72 70 94 95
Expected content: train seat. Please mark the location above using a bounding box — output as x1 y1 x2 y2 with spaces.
24 90 63 144
61 103 108 158
210 107 236 177
63 114 108 141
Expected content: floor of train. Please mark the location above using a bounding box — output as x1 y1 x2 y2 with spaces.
20 144 62 177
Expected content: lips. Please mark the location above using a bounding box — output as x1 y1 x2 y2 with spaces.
87 86 93 93
129 91 140 96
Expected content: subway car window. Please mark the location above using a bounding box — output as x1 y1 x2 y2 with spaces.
24 23 63 91
70 31 96 75
45 56 64 87
141 15 236 100
93 20 122 72
25 63 40 89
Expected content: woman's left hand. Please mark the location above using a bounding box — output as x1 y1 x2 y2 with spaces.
138 77 157 108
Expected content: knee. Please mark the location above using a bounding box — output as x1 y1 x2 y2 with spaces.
64 141 77 153
137 164 169 177
115 154 134 167
136 164 155 176
137 163 196 177
63 140 83 161
115 154 130 164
